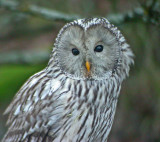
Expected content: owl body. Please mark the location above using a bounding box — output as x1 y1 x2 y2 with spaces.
2 18 134 142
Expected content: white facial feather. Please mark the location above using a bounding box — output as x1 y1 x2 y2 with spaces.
54 18 133 80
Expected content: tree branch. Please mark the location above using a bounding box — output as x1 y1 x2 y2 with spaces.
0 0 159 65
0 0 159 25
0 0 81 22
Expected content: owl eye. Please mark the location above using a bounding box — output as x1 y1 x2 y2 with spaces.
72 48 80 56
94 45 103 52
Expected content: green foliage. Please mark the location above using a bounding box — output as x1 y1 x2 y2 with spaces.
0 64 46 103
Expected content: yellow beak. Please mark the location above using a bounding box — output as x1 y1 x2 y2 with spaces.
85 61 91 72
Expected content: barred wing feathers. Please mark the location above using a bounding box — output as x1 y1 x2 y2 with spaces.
2 69 62 142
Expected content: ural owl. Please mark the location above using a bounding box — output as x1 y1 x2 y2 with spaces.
2 18 134 142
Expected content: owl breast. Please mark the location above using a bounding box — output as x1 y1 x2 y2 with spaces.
49 75 120 142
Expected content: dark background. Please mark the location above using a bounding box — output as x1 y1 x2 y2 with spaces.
0 0 160 141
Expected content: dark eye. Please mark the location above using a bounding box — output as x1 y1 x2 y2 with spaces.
72 48 80 56
94 45 103 52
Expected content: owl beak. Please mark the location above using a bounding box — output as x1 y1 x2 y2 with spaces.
85 61 91 72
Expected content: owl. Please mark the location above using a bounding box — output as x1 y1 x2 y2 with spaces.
2 18 134 142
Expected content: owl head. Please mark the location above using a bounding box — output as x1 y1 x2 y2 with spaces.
52 18 134 80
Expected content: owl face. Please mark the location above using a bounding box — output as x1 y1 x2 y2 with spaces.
55 18 121 80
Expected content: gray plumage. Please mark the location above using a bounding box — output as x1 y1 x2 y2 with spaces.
2 18 134 142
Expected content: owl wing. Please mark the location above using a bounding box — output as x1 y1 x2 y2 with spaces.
2 69 62 142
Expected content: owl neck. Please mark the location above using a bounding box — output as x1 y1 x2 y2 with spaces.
52 77 121 141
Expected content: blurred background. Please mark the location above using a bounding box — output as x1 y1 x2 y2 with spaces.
0 0 160 141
